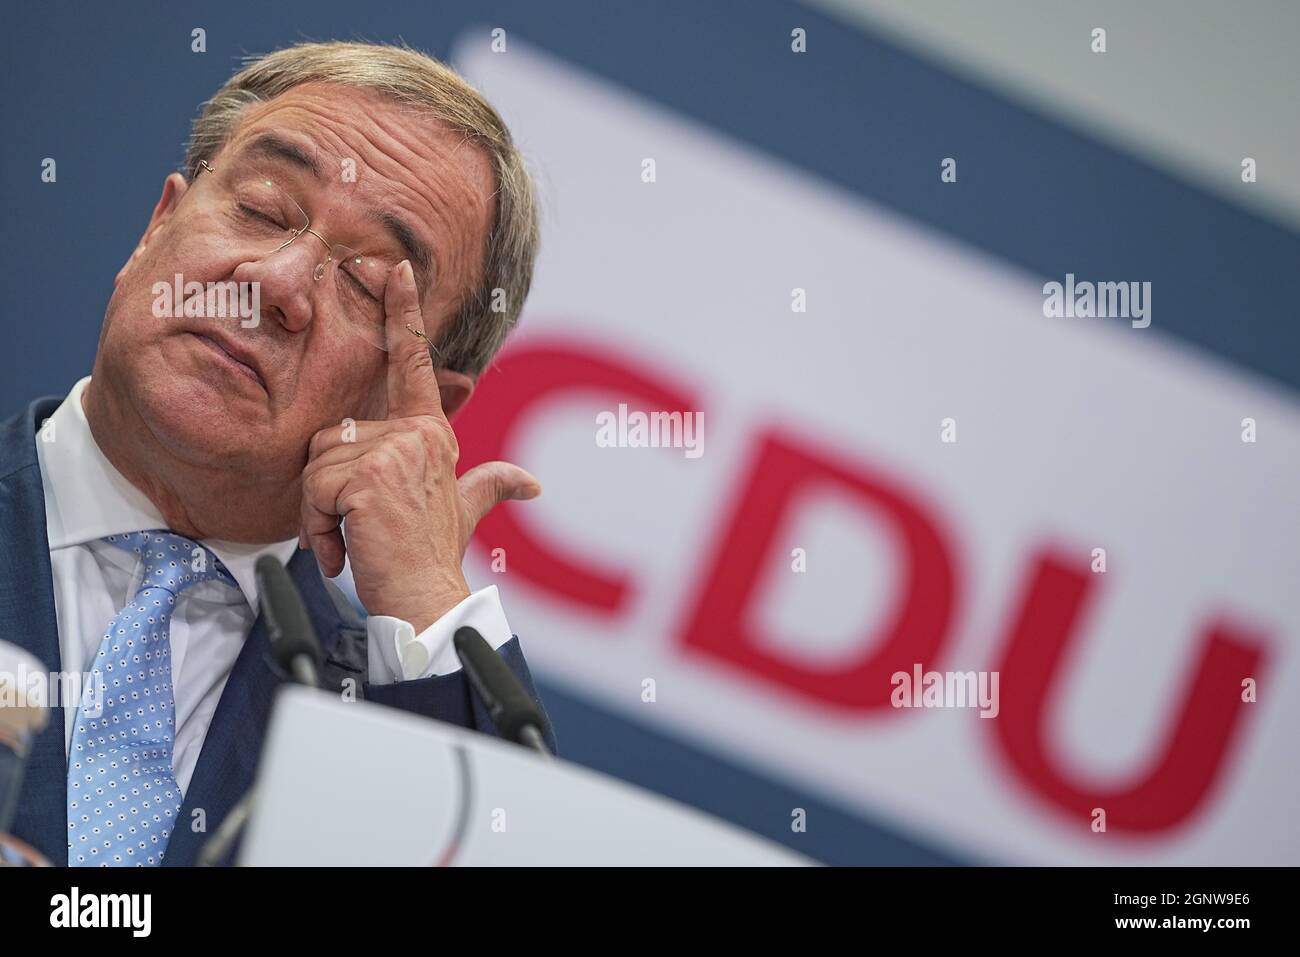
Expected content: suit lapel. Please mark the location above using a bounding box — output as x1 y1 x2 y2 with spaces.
164 547 350 865
0 396 68 865
0 395 359 866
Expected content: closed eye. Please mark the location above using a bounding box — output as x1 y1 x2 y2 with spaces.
341 265 382 303
236 204 287 230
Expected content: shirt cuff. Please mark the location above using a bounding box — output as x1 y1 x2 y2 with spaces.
365 585 514 684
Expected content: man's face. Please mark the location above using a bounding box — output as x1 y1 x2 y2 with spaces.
97 81 493 486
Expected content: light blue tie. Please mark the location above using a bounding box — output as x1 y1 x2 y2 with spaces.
67 530 237 866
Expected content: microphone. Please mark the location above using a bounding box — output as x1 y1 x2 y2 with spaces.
0 641 51 839
255 554 322 688
199 557 322 866
453 626 552 758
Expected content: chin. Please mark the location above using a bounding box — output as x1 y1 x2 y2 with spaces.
127 352 276 469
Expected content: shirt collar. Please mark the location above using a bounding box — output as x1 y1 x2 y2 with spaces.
36 376 299 614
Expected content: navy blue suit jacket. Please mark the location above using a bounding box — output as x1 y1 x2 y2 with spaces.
0 395 555 865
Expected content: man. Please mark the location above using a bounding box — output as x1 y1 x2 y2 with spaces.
0 40 551 866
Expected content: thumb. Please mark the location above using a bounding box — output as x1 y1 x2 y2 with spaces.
458 460 541 530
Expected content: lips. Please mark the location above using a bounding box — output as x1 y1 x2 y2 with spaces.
190 332 267 390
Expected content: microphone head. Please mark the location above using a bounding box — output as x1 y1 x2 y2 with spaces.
454 627 549 746
255 555 323 676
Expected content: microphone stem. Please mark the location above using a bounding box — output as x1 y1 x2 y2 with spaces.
290 656 320 688
198 787 256 866
517 724 552 760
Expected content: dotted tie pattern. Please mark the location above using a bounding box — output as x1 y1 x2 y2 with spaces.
67 531 237 866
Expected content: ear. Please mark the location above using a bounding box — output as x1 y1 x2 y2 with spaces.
434 368 476 421
114 172 190 287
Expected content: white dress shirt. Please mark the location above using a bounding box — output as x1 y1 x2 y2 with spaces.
36 376 513 795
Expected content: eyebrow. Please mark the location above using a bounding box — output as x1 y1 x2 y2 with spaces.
238 132 323 179
236 132 438 290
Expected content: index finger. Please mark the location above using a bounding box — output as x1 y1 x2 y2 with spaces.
384 258 443 420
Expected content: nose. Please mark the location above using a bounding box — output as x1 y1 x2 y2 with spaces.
231 236 324 334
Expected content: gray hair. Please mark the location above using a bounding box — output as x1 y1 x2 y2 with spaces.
182 40 539 376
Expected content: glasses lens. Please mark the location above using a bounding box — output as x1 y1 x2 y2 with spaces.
229 174 309 247
329 245 394 351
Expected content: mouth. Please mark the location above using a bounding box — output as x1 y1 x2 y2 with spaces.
189 332 267 391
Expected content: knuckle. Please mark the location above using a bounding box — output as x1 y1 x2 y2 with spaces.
360 452 389 481
412 414 439 439
406 419 436 450
440 421 460 460
385 430 423 471
302 470 322 500
415 415 457 460
345 487 381 513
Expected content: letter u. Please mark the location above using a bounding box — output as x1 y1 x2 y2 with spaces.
988 549 1269 834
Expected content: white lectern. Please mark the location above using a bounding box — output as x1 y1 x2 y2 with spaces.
240 686 811 866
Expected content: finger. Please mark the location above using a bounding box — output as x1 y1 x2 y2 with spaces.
303 436 373 480
306 418 402 462
299 461 354 577
458 461 541 531
384 259 443 420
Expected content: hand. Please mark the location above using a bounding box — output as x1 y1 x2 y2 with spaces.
298 259 540 633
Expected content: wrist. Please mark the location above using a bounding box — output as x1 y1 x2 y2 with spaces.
384 575 471 634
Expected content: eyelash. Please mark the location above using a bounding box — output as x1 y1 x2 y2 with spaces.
236 203 286 230
342 269 378 302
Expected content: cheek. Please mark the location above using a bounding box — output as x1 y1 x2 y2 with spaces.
118 219 238 315
295 339 388 418
114 232 260 356
147 202 253 277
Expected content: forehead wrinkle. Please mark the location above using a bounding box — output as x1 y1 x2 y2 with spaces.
308 111 466 270
225 99 344 167
351 146 492 317
231 87 494 314
358 102 493 247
